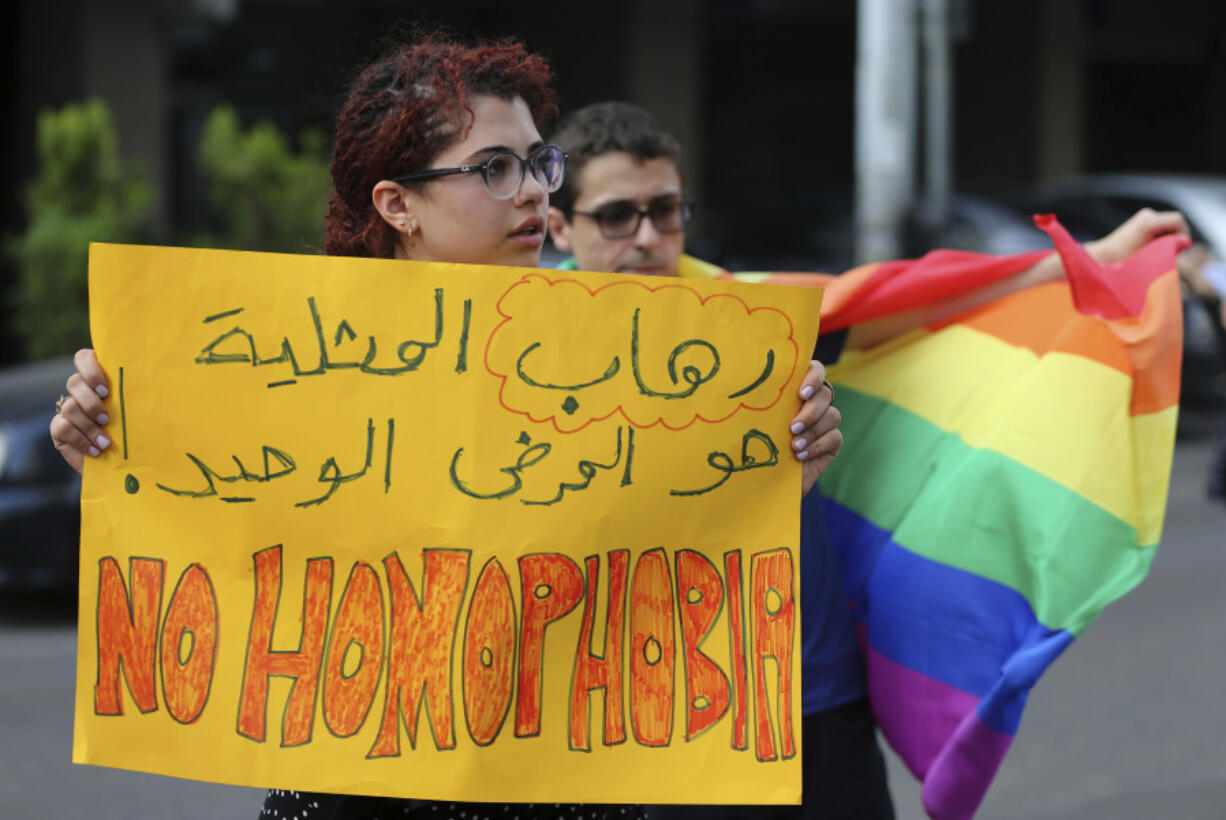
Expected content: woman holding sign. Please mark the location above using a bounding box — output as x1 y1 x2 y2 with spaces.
50 33 843 820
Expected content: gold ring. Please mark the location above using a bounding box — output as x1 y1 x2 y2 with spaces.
55 394 68 415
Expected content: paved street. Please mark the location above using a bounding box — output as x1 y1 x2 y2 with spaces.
2 428 1223 819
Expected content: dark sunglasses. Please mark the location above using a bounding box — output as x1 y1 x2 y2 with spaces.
571 197 693 240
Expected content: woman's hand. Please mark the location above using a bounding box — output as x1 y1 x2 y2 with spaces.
790 360 843 496
49 348 111 474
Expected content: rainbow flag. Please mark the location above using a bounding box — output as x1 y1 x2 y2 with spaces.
684 217 1186 819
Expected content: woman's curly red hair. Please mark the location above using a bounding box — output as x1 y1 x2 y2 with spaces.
325 35 557 258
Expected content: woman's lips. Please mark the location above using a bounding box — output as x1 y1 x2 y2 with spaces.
509 216 545 248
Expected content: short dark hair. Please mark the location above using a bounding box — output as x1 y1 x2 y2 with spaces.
548 102 682 215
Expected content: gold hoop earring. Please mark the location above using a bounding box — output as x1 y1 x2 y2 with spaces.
407 225 416 249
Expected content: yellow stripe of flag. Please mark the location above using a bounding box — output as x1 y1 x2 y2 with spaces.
829 324 1175 546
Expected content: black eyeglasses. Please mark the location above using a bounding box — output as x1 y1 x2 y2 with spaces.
571 197 694 240
392 144 567 200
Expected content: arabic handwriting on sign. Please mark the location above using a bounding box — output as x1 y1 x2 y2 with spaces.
631 308 720 400
154 446 298 499
155 418 395 508
449 426 635 506
521 425 633 507
455 298 473 374
194 289 455 386
726 349 775 400
448 431 552 501
294 419 376 508
512 307 777 403
670 429 779 497
515 342 620 391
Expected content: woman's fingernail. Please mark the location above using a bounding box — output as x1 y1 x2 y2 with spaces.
89 446 100 458
790 421 804 434
793 437 808 451
796 450 811 461
97 413 109 425
96 434 111 449
800 385 815 399
95 384 109 398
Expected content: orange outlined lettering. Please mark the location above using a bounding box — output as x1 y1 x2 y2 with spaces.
159 563 218 724
724 550 749 750
750 548 795 761
369 549 470 756
629 548 675 747
322 562 385 738
676 550 730 740
236 546 334 746
515 553 584 737
462 558 516 746
95 556 164 715
88 543 798 764
569 550 629 750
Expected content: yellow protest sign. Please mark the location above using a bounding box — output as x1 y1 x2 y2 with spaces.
73 243 822 804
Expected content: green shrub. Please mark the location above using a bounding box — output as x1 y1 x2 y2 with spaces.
195 105 331 254
5 100 332 361
6 99 151 359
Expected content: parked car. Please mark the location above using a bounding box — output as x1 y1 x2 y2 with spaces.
0 357 81 593
1023 173 1226 407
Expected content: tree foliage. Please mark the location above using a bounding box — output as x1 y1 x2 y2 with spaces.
5 100 333 362
6 99 150 359
194 105 331 254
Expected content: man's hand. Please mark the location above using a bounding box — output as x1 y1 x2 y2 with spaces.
790 360 843 496
1084 207 1190 265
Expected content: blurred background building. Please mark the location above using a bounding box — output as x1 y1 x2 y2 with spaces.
3 0 1226 366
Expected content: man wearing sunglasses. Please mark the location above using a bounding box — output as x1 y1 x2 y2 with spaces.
547 102 693 278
